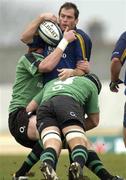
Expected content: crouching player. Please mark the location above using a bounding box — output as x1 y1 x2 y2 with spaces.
27 74 124 180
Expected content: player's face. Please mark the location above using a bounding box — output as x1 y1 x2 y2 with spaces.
58 8 78 31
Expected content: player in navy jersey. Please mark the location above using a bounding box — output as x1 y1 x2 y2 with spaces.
110 31 126 147
21 2 92 84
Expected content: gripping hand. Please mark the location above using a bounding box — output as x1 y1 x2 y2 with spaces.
109 79 123 92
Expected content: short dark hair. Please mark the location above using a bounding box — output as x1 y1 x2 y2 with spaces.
85 73 102 94
58 2 79 19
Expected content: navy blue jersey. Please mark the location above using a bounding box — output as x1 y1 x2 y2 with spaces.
111 32 126 95
28 28 92 84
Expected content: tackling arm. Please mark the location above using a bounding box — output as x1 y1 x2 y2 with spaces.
84 113 99 131
26 100 38 113
57 60 90 80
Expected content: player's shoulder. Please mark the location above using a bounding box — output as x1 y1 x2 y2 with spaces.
76 28 92 43
119 31 126 40
18 52 43 65
115 31 126 47
76 28 90 38
17 54 28 64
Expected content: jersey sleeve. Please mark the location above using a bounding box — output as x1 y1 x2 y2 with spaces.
33 90 43 105
75 29 92 61
85 90 99 114
111 32 126 65
22 53 44 75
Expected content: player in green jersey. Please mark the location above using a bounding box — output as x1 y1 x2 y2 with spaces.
35 74 101 180
9 52 44 147
27 74 123 180
8 52 45 180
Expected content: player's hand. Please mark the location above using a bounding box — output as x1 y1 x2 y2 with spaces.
109 79 123 92
77 60 90 73
57 68 74 80
40 13 57 23
63 27 77 43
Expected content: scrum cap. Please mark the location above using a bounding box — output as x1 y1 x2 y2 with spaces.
85 73 102 94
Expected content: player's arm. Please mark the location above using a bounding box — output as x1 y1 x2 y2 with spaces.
26 90 43 112
110 58 123 92
110 32 126 92
21 13 57 44
57 60 90 80
84 88 100 131
57 68 84 80
38 28 77 72
73 59 90 76
26 100 38 113
84 113 99 131
76 60 90 73
111 58 122 81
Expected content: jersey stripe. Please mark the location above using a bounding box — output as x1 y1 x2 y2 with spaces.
75 33 86 60
25 53 41 67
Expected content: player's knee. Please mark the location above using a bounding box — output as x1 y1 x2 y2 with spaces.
65 128 88 144
86 140 95 150
41 129 62 146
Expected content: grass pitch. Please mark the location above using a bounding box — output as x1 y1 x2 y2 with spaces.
0 153 126 180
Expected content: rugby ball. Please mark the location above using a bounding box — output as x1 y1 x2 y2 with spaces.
38 20 63 46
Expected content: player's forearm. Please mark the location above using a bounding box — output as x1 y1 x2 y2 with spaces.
72 68 85 76
84 113 99 131
84 120 96 131
21 16 44 44
26 100 38 112
111 58 122 82
76 60 90 74
38 48 64 72
39 38 69 72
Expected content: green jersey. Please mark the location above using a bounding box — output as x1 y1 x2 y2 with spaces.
9 52 44 113
34 76 99 114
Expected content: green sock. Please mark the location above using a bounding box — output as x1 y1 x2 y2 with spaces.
71 145 88 168
85 150 114 180
16 140 43 177
40 147 57 170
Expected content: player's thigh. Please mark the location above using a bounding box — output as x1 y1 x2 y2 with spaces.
27 115 39 140
8 108 37 148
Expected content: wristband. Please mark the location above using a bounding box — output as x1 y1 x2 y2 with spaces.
57 38 69 51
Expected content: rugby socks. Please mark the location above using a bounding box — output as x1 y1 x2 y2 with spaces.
71 145 88 168
40 147 58 170
15 140 43 177
85 150 114 180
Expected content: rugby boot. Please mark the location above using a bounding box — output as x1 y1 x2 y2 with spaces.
12 174 28 180
69 162 84 180
111 176 125 180
40 162 59 180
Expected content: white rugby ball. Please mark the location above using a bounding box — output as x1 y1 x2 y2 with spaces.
38 20 62 46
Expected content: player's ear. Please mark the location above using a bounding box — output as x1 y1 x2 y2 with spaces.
75 18 79 26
